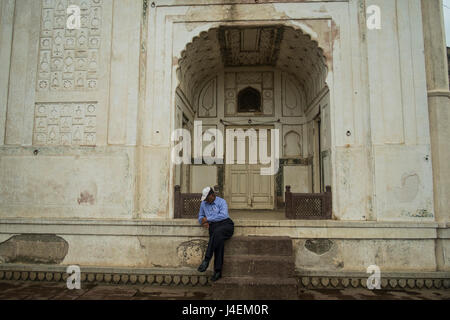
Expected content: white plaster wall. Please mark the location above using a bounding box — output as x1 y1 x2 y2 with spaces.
190 165 218 193
0 0 14 146
0 0 439 225
294 239 436 272
0 147 135 219
283 165 312 200
366 0 434 221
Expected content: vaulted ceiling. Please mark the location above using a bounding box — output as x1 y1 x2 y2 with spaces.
177 25 328 107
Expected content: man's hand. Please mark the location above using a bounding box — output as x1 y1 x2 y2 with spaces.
201 217 209 229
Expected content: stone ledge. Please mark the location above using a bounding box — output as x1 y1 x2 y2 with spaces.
0 264 448 291
0 218 442 239
0 218 440 228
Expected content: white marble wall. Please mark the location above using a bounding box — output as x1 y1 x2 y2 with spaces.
0 0 441 224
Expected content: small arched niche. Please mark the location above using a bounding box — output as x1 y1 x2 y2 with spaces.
237 87 261 112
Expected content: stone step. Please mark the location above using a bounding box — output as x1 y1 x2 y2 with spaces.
224 236 293 256
222 255 295 278
212 276 298 300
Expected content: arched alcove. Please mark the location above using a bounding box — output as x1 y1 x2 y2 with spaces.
174 24 331 213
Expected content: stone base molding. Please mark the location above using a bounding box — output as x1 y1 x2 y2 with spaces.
296 271 450 290
0 265 212 287
0 264 449 291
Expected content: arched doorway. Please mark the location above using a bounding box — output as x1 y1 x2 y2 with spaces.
174 24 330 217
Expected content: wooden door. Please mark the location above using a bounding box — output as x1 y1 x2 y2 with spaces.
225 126 274 210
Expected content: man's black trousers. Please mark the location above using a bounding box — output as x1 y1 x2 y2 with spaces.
205 218 234 272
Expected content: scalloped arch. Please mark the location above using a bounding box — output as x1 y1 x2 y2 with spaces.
176 24 328 107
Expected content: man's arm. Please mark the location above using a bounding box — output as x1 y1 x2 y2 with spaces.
198 203 206 225
218 198 229 219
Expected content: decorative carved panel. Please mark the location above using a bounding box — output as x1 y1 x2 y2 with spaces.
283 125 303 158
282 73 303 117
218 26 283 66
37 0 102 91
33 102 97 146
197 77 217 118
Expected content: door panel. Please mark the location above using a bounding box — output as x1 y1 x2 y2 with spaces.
225 126 275 210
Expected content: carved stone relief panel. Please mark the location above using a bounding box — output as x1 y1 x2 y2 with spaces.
262 72 274 115
225 73 236 116
282 73 304 117
33 102 97 146
283 125 303 158
37 0 102 91
224 71 274 116
197 77 217 118
321 104 331 151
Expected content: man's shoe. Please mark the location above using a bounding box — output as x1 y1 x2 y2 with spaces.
197 260 209 272
210 271 222 282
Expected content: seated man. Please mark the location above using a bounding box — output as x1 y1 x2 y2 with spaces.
197 186 234 282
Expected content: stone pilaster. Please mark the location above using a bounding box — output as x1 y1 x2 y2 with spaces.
421 0 450 223
421 0 450 271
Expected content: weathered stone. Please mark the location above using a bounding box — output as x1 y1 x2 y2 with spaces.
433 279 442 289
177 239 208 267
147 275 155 284
304 239 333 255
172 275 181 285
87 273 95 282
330 278 339 288
164 275 172 285
0 235 69 264
104 274 112 283
181 275 190 285
416 279 424 289
341 278 349 288
53 273 61 282
112 274 121 283
37 272 45 281
301 277 310 287
120 274 129 284
138 275 146 284
389 279 398 288
311 277 320 287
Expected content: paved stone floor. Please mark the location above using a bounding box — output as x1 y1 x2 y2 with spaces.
0 280 448 300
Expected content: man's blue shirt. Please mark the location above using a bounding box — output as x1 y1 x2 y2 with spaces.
198 196 229 225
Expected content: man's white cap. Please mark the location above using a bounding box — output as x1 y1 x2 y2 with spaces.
201 187 212 201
